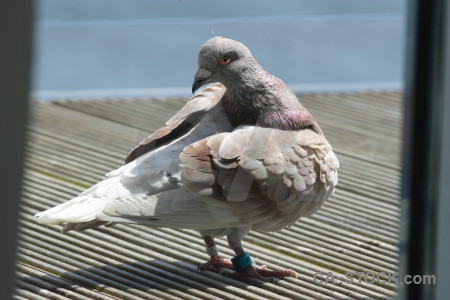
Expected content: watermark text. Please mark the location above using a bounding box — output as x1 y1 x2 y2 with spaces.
313 271 436 285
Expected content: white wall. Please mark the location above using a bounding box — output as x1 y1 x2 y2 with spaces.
33 0 406 99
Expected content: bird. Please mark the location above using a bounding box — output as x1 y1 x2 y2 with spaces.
35 37 339 282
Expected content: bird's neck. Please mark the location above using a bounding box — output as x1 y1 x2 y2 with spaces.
221 68 317 131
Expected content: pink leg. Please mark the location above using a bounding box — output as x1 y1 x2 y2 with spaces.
198 235 234 271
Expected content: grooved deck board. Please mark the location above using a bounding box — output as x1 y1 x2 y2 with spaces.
16 91 402 299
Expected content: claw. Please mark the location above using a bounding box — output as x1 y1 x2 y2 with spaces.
258 265 268 270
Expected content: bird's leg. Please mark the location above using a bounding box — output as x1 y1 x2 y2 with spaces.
198 235 234 271
225 235 298 282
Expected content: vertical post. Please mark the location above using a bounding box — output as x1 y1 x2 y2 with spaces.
401 0 450 299
433 1 450 298
0 1 34 298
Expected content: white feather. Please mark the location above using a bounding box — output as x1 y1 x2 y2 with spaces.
34 93 235 229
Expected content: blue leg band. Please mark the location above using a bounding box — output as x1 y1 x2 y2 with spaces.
231 253 253 272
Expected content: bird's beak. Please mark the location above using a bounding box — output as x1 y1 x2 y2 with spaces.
192 68 212 93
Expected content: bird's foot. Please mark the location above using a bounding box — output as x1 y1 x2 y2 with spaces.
220 265 298 283
220 253 298 283
198 255 234 271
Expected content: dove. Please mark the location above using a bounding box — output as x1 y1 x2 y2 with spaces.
35 37 339 282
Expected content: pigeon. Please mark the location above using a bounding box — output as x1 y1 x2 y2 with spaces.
35 37 339 282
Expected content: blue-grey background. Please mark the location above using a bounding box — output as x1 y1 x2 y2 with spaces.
33 0 406 99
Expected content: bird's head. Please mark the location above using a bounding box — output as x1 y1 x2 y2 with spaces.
192 37 255 93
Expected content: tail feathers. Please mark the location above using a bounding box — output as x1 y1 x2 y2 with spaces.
34 195 110 225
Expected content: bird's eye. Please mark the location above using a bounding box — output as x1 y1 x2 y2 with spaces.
220 54 231 66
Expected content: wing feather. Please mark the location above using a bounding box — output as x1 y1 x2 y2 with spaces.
35 83 234 230
125 83 226 163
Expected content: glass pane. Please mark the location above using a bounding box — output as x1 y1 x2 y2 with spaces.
18 1 408 299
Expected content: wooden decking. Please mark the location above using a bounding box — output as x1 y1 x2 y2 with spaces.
15 90 402 300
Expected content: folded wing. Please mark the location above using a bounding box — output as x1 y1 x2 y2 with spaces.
35 83 235 230
179 126 339 231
